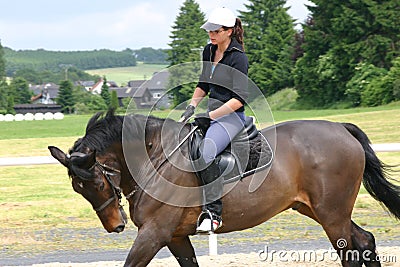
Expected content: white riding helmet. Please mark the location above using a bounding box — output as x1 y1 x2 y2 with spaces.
201 7 236 31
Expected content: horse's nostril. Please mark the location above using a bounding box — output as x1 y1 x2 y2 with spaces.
114 224 125 233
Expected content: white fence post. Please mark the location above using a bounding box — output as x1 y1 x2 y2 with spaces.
370 143 400 152
209 233 218 256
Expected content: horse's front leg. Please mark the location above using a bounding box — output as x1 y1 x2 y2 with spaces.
124 223 172 267
167 236 199 267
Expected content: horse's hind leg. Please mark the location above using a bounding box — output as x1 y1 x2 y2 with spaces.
167 236 199 267
351 221 381 267
304 183 365 267
295 203 360 266
315 211 362 266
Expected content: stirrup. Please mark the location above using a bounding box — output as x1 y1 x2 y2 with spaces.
196 210 222 235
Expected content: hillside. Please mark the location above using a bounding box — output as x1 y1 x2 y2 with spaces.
86 63 169 85
3 47 169 77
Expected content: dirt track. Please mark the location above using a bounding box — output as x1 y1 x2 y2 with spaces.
5 246 400 267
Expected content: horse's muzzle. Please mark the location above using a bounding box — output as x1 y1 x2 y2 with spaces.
113 224 125 233
111 206 127 233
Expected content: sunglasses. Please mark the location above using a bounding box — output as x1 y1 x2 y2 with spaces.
207 29 226 34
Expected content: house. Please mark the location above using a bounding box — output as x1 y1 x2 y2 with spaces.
22 72 171 112
128 80 146 88
109 85 153 109
12 83 62 114
126 71 171 109
30 83 60 104
75 80 96 91
14 104 62 114
87 78 119 94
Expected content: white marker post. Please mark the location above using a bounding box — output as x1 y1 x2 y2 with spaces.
209 233 218 255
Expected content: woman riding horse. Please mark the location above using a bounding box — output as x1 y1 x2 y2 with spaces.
180 7 249 233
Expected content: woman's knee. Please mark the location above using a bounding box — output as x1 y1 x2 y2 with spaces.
200 138 218 164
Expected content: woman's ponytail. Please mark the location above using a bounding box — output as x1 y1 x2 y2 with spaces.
232 18 244 49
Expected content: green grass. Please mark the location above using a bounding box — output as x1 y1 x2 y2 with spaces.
86 62 169 85
0 115 91 139
271 101 400 122
0 165 98 229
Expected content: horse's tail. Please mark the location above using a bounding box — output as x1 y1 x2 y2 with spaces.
342 122 400 220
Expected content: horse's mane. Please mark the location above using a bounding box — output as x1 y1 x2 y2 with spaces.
69 109 181 155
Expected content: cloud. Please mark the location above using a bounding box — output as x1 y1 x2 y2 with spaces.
0 0 311 51
0 2 175 50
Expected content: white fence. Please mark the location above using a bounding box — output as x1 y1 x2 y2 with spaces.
0 143 399 256
0 156 58 166
371 143 400 152
0 112 64 122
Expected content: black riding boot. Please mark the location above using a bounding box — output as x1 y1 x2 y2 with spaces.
200 159 223 215
195 158 223 233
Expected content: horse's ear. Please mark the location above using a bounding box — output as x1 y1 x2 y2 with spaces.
48 146 70 168
86 150 96 168
71 150 96 170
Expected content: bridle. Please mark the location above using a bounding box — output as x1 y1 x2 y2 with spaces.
91 161 123 213
69 152 126 213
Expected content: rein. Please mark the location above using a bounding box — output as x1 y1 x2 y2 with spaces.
125 124 198 206
155 125 198 173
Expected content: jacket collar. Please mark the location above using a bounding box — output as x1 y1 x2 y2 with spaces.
226 38 244 53
210 38 244 55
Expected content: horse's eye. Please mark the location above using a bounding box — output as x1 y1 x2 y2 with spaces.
99 182 105 191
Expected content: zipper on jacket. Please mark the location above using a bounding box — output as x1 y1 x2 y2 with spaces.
209 46 225 79
208 42 243 79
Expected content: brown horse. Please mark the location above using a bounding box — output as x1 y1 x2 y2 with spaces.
49 110 400 267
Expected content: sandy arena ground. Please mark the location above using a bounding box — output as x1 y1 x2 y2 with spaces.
6 246 400 267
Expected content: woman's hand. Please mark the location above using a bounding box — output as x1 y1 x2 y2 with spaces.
194 113 211 134
180 105 195 122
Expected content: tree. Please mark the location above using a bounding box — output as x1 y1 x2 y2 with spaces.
0 40 7 113
110 90 119 110
345 62 387 106
0 80 10 113
133 47 169 64
4 48 137 75
295 0 400 108
100 76 111 107
9 77 31 104
239 0 296 96
14 67 99 85
0 40 5 79
86 95 107 112
361 56 400 106
168 0 208 106
57 80 75 114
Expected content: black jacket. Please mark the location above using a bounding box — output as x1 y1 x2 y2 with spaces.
197 38 249 112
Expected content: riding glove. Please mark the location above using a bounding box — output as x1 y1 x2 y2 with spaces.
194 113 211 134
180 105 195 122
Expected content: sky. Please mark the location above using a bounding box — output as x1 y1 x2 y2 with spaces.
0 0 313 51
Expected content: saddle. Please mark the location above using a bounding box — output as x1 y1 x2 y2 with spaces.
189 116 273 185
